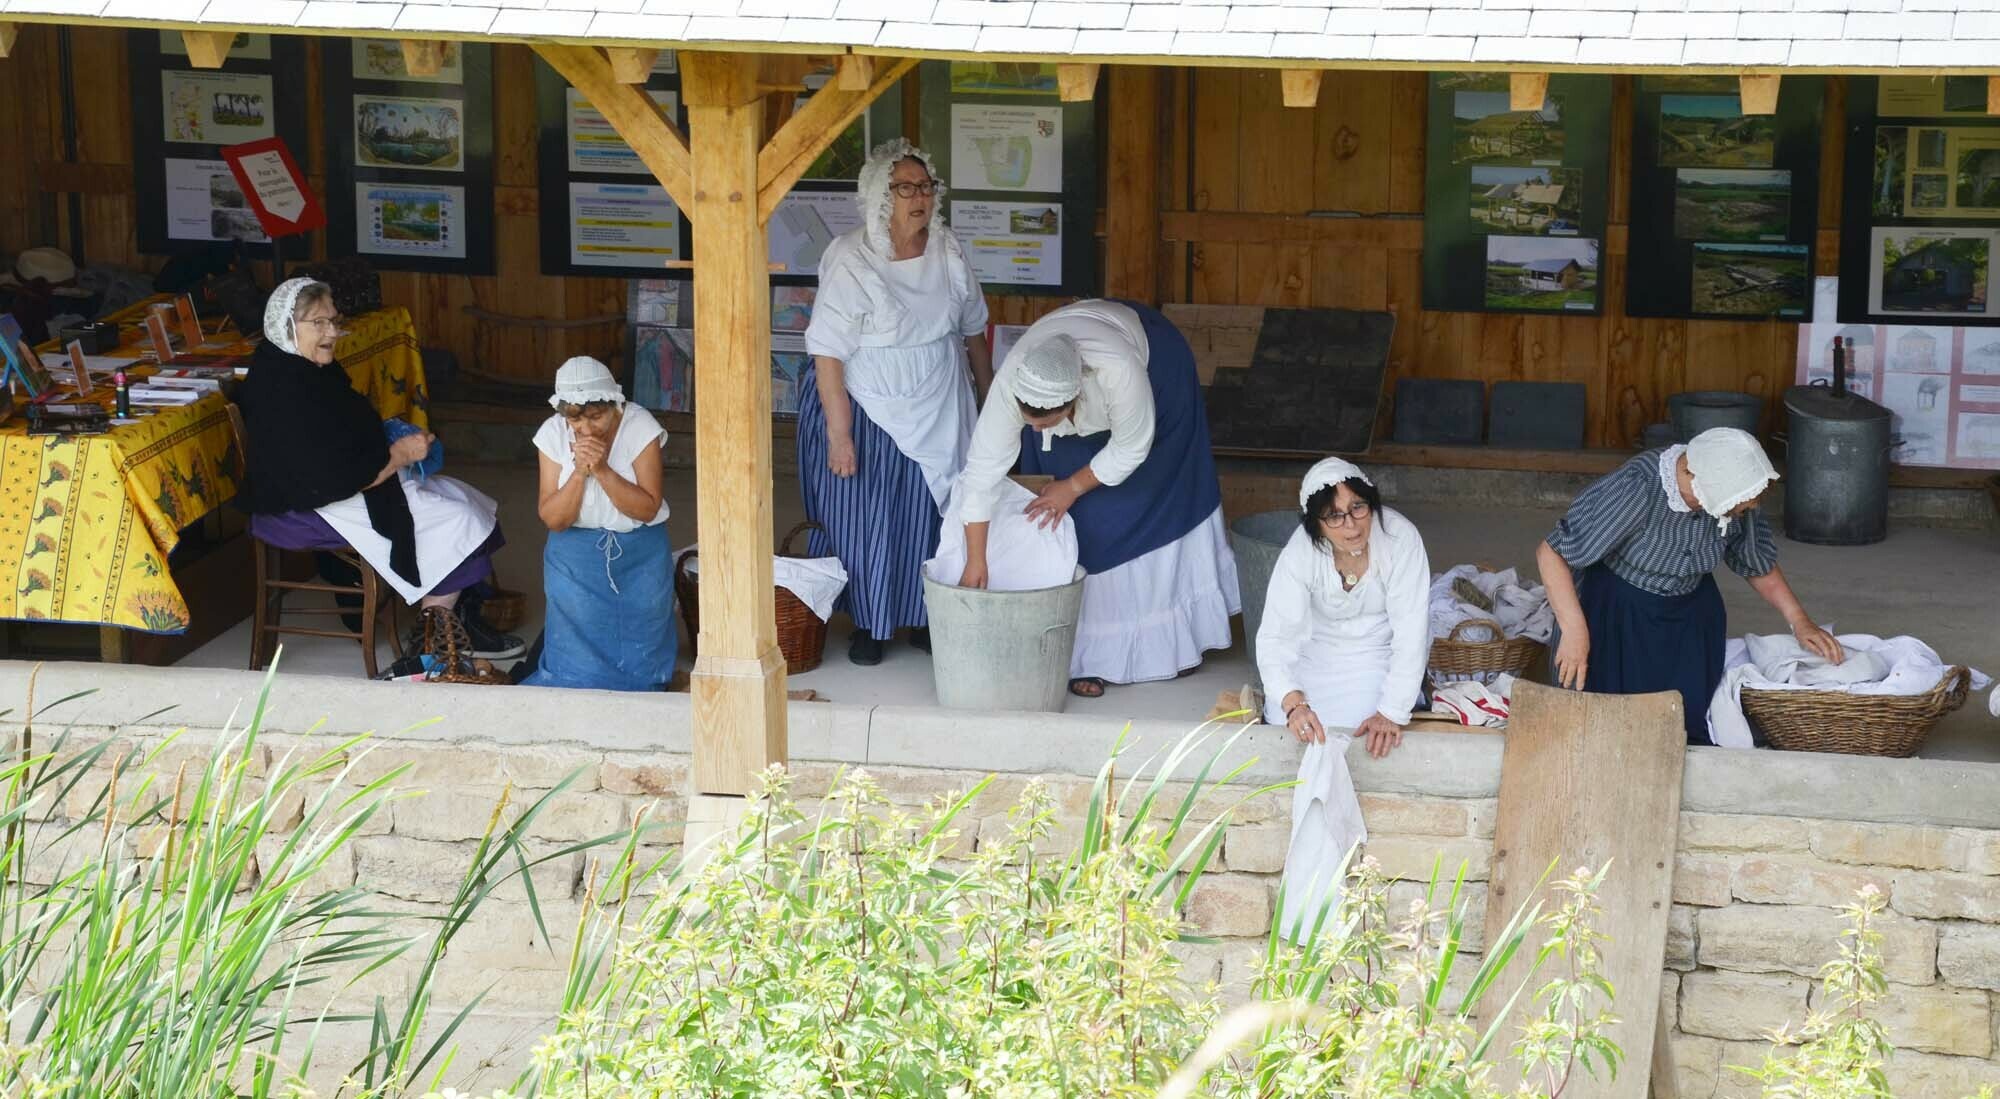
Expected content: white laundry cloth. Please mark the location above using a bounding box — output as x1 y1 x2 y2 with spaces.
1430 674 1517 727
1277 736 1369 944
678 546 850 623
1426 565 1555 645
925 480 1080 592
1706 632 1991 749
315 475 498 605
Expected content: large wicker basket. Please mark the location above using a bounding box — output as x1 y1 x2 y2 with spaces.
1740 667 1971 757
676 521 831 675
1428 619 1545 685
476 569 527 634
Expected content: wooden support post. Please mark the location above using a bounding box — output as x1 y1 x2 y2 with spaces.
1739 73 1780 114
0 23 19 59
1105 67 1162 303
836 53 872 91
1280 69 1322 109
607 47 659 84
181 30 234 69
535 44 692 210
399 39 445 77
1057 62 1099 102
682 51 787 798
1509 71 1548 111
1988 75 2000 115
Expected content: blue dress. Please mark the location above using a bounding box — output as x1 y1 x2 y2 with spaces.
522 523 678 692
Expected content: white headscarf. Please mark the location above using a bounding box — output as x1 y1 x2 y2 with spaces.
262 277 327 357
856 138 947 255
1686 427 1778 534
1298 457 1372 509
549 356 625 409
1013 333 1083 409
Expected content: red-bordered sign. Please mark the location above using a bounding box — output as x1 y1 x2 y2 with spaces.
221 137 325 239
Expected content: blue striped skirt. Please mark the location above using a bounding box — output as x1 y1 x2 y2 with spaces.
797 365 939 639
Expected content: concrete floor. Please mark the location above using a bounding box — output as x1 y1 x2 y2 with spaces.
178 458 2000 762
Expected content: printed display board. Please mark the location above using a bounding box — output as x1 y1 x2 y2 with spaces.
536 55 688 278
1626 76 1824 320
627 280 814 420
1422 73 1613 316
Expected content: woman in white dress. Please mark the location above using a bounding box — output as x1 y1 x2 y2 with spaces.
953 298 1241 696
1257 458 1431 940
800 138 993 666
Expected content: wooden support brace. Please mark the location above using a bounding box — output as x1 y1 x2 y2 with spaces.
534 44 692 211
607 47 659 84
1280 68 1322 109
1509 71 1548 111
399 40 445 77
757 56 917 223
0 23 19 59
1057 62 1099 103
181 30 235 69
1739 73 1780 115
836 53 872 91
1989 75 2000 115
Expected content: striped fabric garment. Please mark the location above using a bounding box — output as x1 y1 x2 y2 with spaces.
797 366 941 640
1545 450 1778 598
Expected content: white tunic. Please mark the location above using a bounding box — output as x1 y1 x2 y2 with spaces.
531 405 670 533
315 475 500 606
805 228 989 505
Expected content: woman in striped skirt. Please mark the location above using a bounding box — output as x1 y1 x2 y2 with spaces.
800 139 994 665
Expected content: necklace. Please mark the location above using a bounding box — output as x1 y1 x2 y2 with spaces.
1341 546 1366 590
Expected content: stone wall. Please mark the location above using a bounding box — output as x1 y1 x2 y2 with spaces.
4 662 1998 1097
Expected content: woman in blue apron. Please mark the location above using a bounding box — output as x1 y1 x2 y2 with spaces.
1536 427 1843 743
953 299 1241 696
521 357 677 691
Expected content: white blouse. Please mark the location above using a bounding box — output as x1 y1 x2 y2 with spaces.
956 300 1157 525
532 405 670 533
804 228 989 361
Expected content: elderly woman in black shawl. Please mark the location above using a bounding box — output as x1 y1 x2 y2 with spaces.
236 277 519 662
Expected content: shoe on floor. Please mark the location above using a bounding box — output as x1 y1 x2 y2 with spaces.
460 610 526 660
420 604 525 662
849 632 884 666
908 627 931 654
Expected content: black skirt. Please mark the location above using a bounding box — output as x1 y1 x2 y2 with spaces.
1559 562 1727 745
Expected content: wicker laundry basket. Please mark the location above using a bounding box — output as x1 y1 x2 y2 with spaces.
1739 667 1972 757
476 570 527 634
1428 619 1545 685
676 521 831 674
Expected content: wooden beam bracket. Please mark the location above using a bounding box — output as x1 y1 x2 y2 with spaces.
836 53 873 91
607 46 659 84
0 22 20 59
181 30 235 70
1057 62 1100 103
1509 72 1548 112
1985 75 2000 115
1280 68 1322 109
399 39 446 77
1739 73 1780 115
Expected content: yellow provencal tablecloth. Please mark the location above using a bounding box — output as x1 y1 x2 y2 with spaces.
0 299 429 633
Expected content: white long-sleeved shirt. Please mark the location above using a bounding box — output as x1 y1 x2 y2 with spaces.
956 300 1155 525
1255 508 1432 725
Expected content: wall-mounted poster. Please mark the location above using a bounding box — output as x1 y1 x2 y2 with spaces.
164 158 267 243
162 70 275 145
352 38 463 84
353 95 464 172
949 104 1063 192
625 281 814 418
1627 76 1823 320
565 87 678 174
357 183 465 259
951 200 1063 286
536 58 688 278
1842 78 2000 328
769 190 862 277
1422 72 1613 315
569 182 679 267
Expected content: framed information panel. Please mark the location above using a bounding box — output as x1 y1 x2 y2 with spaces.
535 52 688 279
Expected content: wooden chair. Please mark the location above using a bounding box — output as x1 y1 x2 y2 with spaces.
227 403 403 678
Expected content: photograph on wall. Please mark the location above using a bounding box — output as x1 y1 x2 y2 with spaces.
631 325 694 413
1468 167 1581 235
949 104 1062 192
951 199 1063 286
353 96 464 172
159 31 271 61
633 279 685 327
1869 227 1996 317
1878 76 1991 118
566 87 677 174
352 39 463 84
357 183 465 259
1483 236 1599 311
1874 127 1908 217
771 286 815 333
769 191 863 277
1690 243 1809 316
1450 92 1563 166
161 70 275 145
1658 95 1774 168
1673 169 1791 241
1885 325 1955 372
164 158 267 242
948 62 1059 97
569 182 679 266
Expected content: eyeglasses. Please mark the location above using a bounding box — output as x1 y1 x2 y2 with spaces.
297 316 345 335
560 404 616 422
1318 501 1373 527
889 180 940 198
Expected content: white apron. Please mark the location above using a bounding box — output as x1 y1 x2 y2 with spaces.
842 334 977 506
315 475 499 605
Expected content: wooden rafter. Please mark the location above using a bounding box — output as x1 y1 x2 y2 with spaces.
181 30 234 69
534 44 691 211
1509 72 1548 111
1280 69 1322 109
835 53 872 91
0 23 19 59
756 56 917 223
1987 75 2000 115
399 39 445 77
1057 63 1099 102
1739 73 1779 114
608 47 658 84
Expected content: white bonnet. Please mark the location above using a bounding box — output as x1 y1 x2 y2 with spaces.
855 138 947 255
1013 334 1084 409
549 356 625 409
1686 427 1777 534
262 277 328 356
1298 456 1372 509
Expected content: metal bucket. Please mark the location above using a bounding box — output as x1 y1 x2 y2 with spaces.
1781 384 1894 546
922 566 1086 712
1228 509 1297 679
1668 390 1763 442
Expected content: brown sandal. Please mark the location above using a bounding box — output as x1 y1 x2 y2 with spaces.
1068 677 1107 698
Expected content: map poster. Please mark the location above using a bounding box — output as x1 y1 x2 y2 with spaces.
162 70 275 145
357 183 466 259
769 191 863 277
951 200 1063 286
569 182 679 267
949 104 1062 193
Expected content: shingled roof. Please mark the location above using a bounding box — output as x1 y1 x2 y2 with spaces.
7 0 2000 70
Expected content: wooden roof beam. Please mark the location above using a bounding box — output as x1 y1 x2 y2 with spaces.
534 44 691 211
1057 62 1099 102
181 30 234 69
1988 75 2000 114
1281 69 1322 108
836 52 872 91
607 47 659 84
399 39 445 77
757 56 917 223
1739 73 1779 114
0 23 19 58
1509 71 1547 111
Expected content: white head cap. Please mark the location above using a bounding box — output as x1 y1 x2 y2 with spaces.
549 356 625 409
1299 457 1372 509
15 247 77 285
1685 427 1777 534
262 277 327 357
1013 334 1084 410
855 137 947 255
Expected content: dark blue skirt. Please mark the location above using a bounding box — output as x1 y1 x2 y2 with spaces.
1016 301 1222 573
522 522 677 692
1563 563 1726 744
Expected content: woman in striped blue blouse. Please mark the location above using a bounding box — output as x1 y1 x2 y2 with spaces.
1535 427 1843 744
